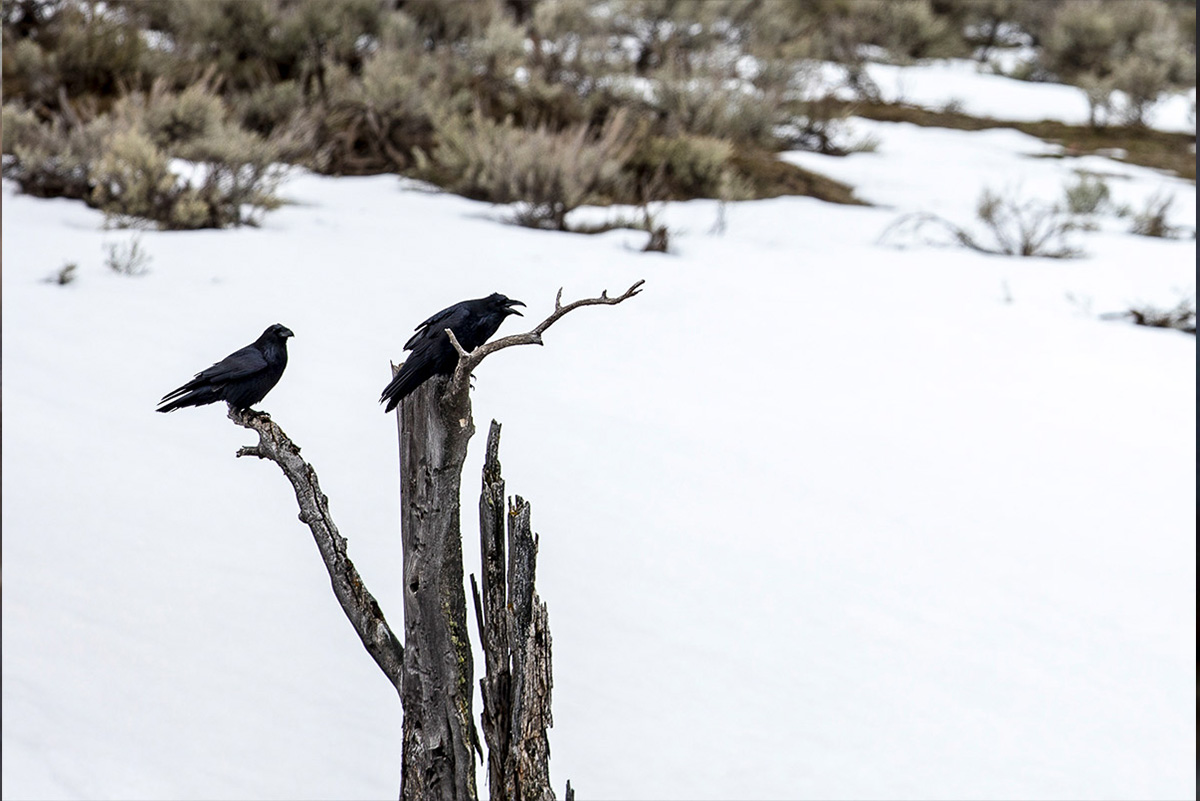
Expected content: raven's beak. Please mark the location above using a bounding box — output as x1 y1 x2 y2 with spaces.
281 327 295 338
506 299 526 317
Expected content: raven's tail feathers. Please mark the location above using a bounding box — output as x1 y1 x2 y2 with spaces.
156 384 220 413
380 369 419 413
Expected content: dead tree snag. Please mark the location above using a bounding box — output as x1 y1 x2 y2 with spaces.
220 281 642 800
472 421 557 801
396 281 642 800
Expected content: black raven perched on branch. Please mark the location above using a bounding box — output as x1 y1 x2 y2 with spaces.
380 293 525 412
157 324 294 413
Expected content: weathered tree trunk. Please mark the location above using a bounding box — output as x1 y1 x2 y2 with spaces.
472 422 557 801
393 282 641 799
397 375 480 801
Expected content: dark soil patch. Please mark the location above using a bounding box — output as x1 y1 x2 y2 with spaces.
843 101 1195 181
730 148 867 205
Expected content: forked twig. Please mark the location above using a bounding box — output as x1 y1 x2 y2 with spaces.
444 280 645 398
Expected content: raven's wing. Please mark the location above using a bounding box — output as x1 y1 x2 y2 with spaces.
190 344 269 384
160 344 269 402
403 303 467 350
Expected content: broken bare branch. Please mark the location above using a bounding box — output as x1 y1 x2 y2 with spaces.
446 328 469 359
472 422 559 801
227 406 405 695
446 280 645 399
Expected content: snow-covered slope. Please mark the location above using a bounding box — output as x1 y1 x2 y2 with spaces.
812 57 1197 132
3 65 1195 800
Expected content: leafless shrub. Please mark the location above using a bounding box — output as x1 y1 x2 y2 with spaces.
940 97 967 114
710 199 729 236
973 186 1085 257
880 186 1084 259
846 130 883 154
45 261 79 285
1129 191 1183 239
1102 297 1196 334
104 235 152 276
783 94 883 156
638 204 670 253
642 224 670 253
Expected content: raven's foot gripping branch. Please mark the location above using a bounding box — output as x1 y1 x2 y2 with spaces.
227 405 405 695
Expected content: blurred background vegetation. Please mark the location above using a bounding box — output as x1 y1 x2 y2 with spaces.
2 0 1195 230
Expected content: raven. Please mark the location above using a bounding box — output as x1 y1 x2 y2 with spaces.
157 323 294 413
380 293 525 412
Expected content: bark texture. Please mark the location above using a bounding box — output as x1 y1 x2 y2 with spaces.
472 422 557 801
475 423 512 797
227 406 404 694
397 375 480 801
